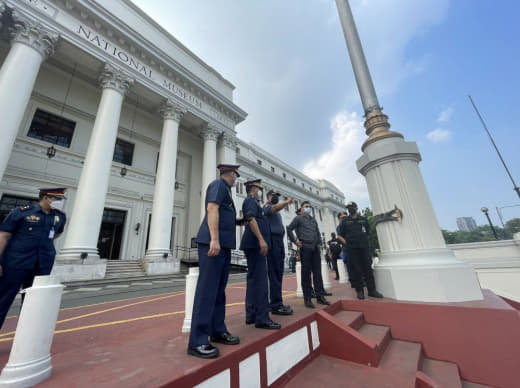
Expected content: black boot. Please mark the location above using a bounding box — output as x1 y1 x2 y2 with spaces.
316 296 330 305
368 290 383 298
304 299 315 308
356 289 365 300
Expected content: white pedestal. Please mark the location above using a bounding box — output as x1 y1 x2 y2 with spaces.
51 257 107 282
0 276 64 387
321 259 332 290
182 267 199 333
337 259 348 284
357 137 483 302
296 261 303 298
142 255 180 275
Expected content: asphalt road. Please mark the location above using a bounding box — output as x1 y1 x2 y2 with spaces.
6 272 248 317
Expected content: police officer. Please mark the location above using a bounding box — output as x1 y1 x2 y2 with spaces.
188 164 242 359
327 232 342 280
337 201 383 300
240 179 281 330
0 188 67 329
264 190 293 316
287 201 331 308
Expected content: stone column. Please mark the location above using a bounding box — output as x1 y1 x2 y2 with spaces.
143 99 185 275
56 65 133 271
218 131 240 243
199 124 221 220
336 0 482 302
0 12 58 182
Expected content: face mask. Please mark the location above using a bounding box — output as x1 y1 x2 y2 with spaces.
50 199 65 211
303 207 312 215
347 207 357 216
271 196 279 205
256 190 263 200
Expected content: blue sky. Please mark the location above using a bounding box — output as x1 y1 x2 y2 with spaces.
131 0 520 230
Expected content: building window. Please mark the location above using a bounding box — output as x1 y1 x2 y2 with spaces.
271 167 275 173
236 147 240 154
293 178 296 184
257 159 262 166
301 183 305 188
294 200 299 212
282 172 286 179
27 109 76 148
0 195 38 223
284 197 289 212
113 138 135 166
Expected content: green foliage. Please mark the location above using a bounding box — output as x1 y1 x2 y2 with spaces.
442 219 520 244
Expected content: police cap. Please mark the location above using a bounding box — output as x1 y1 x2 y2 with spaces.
217 164 240 177
244 179 262 189
39 188 67 199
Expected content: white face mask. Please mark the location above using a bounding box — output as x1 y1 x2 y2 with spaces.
303 207 312 215
256 190 263 200
50 199 65 211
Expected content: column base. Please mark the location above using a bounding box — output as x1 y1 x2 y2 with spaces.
374 248 483 302
0 354 51 388
53 249 107 282
142 250 180 275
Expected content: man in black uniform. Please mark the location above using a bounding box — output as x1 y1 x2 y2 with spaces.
188 164 242 359
0 188 67 329
337 202 383 300
327 232 342 280
287 201 331 308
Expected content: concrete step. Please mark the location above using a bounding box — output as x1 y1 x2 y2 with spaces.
105 273 147 279
461 381 493 388
358 323 391 359
379 340 422 376
332 310 364 330
420 358 462 388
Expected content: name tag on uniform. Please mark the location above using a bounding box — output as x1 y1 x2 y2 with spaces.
48 229 55 239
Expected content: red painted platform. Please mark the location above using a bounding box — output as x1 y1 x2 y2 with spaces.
0 273 518 387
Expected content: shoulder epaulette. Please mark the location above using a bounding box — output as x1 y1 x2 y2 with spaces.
19 205 32 211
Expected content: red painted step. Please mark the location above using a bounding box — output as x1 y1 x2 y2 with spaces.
358 323 391 358
379 339 422 377
420 357 462 388
333 310 364 330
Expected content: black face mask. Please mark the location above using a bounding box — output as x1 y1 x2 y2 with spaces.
347 207 357 216
271 196 279 205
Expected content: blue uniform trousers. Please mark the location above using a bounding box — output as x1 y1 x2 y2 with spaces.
267 235 285 310
0 264 50 330
244 249 270 325
189 245 230 347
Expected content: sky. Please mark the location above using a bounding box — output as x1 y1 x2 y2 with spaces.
130 0 520 231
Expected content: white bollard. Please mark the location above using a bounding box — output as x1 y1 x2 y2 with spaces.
0 276 64 388
182 267 199 333
296 261 303 298
321 259 332 290
337 259 348 284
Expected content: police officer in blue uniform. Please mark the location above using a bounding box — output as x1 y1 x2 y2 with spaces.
263 190 294 316
188 164 242 359
241 179 281 330
0 188 67 329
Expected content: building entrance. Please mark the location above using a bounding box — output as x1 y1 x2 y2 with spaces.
97 208 126 260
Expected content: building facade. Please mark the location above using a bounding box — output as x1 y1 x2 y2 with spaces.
0 0 345 281
456 217 477 232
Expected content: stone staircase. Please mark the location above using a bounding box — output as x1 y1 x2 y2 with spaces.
105 260 147 279
286 308 492 388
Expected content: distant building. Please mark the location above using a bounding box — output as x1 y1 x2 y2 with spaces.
457 217 477 232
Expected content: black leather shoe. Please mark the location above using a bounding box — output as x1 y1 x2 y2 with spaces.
316 296 330 305
187 344 219 359
271 305 293 315
334 277 339 280
245 316 255 324
310 289 316 298
210 332 240 345
368 290 383 298
255 320 281 330
304 299 315 308
323 292 333 296
356 289 365 300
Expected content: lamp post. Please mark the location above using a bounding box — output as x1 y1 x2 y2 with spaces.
496 204 520 229
481 207 498 240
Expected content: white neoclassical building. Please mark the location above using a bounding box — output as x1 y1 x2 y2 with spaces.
0 0 345 281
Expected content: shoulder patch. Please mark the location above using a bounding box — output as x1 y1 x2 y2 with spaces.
20 205 32 211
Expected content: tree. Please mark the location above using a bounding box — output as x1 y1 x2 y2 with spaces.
361 207 380 255
442 223 513 244
505 218 520 236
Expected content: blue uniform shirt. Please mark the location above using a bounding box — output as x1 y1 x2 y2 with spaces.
0 204 66 270
263 203 285 237
240 195 271 250
196 178 237 249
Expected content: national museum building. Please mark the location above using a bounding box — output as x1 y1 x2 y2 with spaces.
0 0 345 281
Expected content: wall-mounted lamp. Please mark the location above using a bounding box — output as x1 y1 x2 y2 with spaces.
120 167 127 177
134 222 141 235
162 253 169 259
175 181 180 190
80 252 88 259
46 145 56 159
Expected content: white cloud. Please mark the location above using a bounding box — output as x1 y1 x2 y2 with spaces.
427 128 452 143
303 111 369 204
437 107 454 122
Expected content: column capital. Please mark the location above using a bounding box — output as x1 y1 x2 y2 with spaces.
220 132 238 149
199 123 221 142
0 2 5 29
10 11 59 59
99 64 134 95
159 99 186 122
